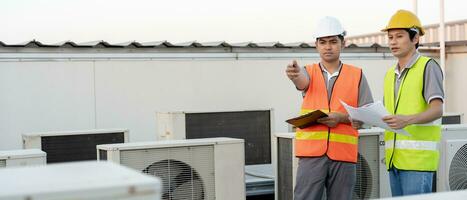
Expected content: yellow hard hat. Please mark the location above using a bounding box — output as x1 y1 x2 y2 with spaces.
381 9 425 36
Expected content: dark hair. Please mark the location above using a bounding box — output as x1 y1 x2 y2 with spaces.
315 35 345 42
405 29 419 49
338 35 345 42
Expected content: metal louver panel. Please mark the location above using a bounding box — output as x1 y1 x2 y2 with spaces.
354 135 380 199
442 115 461 124
277 137 293 200
449 143 467 190
120 145 215 200
185 110 271 165
0 160 5 168
41 132 125 163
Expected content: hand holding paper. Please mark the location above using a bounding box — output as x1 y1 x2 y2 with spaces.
340 100 411 136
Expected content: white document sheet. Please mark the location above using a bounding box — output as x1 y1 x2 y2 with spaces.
340 100 411 136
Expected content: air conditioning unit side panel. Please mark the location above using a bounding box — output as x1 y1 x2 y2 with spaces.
214 142 246 200
437 125 467 192
108 150 121 164
6 157 46 167
156 112 186 140
22 135 41 149
291 138 298 193
272 133 278 200
379 133 391 198
123 130 130 142
97 149 121 164
438 137 449 192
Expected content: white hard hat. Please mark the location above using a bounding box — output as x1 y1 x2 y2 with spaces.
313 16 346 39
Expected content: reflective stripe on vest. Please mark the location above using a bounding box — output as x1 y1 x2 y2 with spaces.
383 56 441 171
295 63 362 163
296 131 358 144
385 140 438 151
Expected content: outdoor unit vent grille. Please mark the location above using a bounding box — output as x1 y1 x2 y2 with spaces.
442 115 462 124
120 145 215 200
354 134 379 199
41 132 125 163
0 160 5 168
449 143 467 190
277 137 293 200
185 110 271 165
99 149 108 161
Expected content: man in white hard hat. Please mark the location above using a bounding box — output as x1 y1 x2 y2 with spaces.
285 16 373 200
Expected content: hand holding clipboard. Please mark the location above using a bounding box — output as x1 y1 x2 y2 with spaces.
285 110 328 129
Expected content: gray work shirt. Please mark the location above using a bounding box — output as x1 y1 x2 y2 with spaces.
301 62 374 107
393 51 444 103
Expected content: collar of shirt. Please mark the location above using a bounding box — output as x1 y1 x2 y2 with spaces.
395 51 421 78
319 62 342 82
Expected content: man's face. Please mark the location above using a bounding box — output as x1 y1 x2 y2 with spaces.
387 29 418 58
315 36 343 63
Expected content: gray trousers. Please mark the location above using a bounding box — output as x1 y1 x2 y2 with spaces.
294 156 356 200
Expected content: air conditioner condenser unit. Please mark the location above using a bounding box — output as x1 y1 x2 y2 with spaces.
273 128 390 200
23 128 129 163
156 110 273 165
438 124 467 191
0 161 161 200
0 149 46 168
97 137 245 200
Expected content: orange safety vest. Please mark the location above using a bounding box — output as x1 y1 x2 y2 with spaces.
295 63 361 163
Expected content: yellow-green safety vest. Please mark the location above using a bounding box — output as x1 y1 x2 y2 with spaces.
383 56 441 171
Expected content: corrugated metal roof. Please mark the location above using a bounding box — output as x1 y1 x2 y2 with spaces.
0 40 387 48
2 39 466 52
2 39 465 49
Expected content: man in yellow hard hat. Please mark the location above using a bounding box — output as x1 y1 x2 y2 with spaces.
285 16 373 200
381 10 444 196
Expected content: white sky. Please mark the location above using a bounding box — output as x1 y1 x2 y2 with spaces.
1 0 466 44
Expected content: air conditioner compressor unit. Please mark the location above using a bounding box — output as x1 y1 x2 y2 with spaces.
23 128 129 163
156 109 273 165
97 137 245 200
273 128 390 200
0 149 46 168
0 161 161 200
437 124 467 191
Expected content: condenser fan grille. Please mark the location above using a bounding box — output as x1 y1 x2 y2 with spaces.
354 134 380 199
354 153 373 199
449 143 467 190
277 137 293 200
119 145 215 200
144 159 205 200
